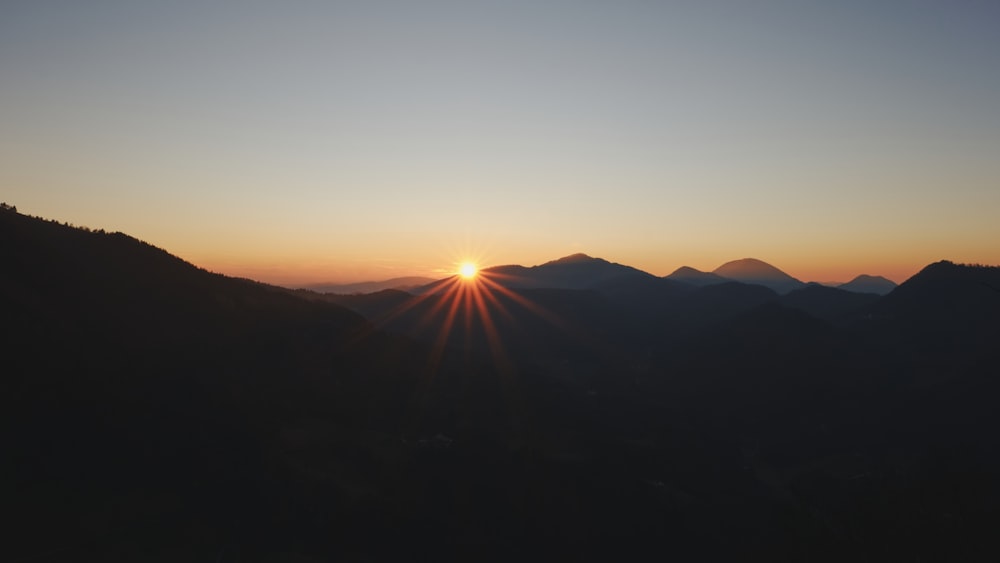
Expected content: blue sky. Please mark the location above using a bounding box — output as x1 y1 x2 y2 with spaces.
3 1 999 283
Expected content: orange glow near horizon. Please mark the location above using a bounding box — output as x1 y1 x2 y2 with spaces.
5 2 1000 296
196 253 932 287
173 230 990 288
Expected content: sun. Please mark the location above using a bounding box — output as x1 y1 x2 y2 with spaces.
459 262 478 279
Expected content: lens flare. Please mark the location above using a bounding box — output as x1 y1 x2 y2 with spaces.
459 262 478 279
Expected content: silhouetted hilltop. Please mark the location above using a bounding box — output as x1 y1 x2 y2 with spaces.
543 252 597 264
867 261 1000 356
872 260 1000 320
417 253 692 317
664 265 728 286
0 208 367 347
838 274 897 295
483 253 657 290
713 258 805 294
1 208 436 560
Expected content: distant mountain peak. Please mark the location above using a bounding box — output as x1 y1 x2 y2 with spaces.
712 258 804 294
471 252 663 294
714 258 795 279
665 266 728 286
838 274 897 296
672 266 704 275
545 253 598 265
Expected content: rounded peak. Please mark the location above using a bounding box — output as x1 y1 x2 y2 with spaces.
918 260 957 274
839 274 897 295
713 258 793 279
911 260 997 281
666 266 724 282
724 257 770 265
546 253 598 265
670 266 704 275
847 274 895 284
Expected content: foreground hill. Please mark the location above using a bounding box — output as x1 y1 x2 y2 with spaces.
866 260 1000 360
0 210 368 344
0 209 437 560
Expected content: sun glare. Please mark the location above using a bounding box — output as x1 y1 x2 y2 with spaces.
459 262 478 279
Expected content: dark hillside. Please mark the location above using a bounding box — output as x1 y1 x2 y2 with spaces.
0 210 366 345
1 209 433 560
652 281 778 340
862 260 1000 369
779 284 880 323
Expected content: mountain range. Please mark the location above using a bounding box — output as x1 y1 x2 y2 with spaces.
4 206 998 562
327 254 897 298
666 257 897 295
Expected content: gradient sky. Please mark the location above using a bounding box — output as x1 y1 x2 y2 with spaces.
3 0 999 284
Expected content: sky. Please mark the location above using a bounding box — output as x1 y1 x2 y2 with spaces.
2 0 999 285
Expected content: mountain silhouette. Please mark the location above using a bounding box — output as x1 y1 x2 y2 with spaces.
1 208 438 561
867 260 1000 358
482 252 658 290
411 253 690 316
712 258 805 294
872 260 1000 321
546 251 595 264
838 274 897 295
5 205 1000 562
0 209 368 347
664 265 729 286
